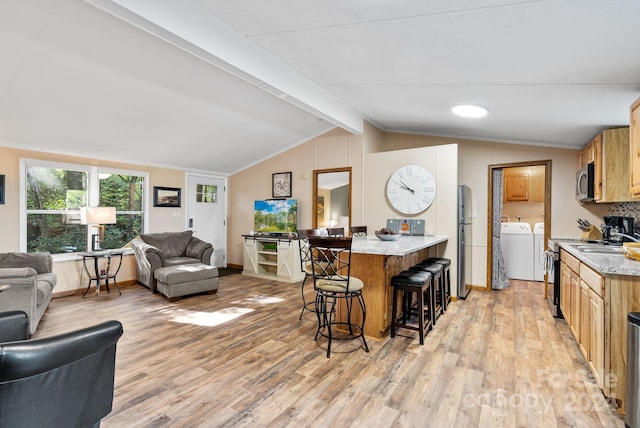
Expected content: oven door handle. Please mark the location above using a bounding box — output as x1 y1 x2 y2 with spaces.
544 250 556 275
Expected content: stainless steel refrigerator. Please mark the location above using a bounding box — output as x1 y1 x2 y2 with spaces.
458 185 472 299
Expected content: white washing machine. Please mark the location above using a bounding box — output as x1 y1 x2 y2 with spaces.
533 222 545 282
500 222 534 281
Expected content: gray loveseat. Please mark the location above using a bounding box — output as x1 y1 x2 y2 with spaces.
0 252 57 335
130 231 214 293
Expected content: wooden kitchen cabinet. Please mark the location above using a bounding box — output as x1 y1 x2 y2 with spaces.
561 250 581 340
504 171 529 201
503 165 544 202
580 127 633 202
579 279 590 359
560 248 632 409
570 268 581 340
560 250 606 388
592 134 603 201
579 139 596 168
630 96 640 196
528 166 545 202
589 287 605 390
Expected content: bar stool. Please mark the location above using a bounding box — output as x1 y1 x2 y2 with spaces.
326 227 345 237
410 262 444 323
390 270 433 345
425 257 451 310
350 226 367 237
308 236 369 358
296 228 327 320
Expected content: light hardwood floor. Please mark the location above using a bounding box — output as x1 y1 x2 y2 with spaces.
36 275 625 427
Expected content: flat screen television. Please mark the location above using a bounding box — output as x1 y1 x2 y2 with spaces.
254 199 297 234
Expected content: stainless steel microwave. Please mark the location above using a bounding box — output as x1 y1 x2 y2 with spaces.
576 162 595 201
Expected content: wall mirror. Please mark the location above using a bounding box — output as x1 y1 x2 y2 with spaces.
312 167 352 230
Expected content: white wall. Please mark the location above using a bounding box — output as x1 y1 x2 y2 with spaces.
228 129 364 266
364 144 458 293
375 132 611 289
0 145 194 294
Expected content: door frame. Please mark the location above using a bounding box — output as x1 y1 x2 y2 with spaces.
486 160 552 293
185 172 228 267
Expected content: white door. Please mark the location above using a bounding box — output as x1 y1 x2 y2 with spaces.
186 174 227 267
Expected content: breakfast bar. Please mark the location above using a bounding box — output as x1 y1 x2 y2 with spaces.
346 235 448 339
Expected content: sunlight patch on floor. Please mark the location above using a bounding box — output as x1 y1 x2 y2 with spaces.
232 294 285 305
168 307 254 327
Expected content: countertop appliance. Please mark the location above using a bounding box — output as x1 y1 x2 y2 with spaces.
603 216 634 243
545 238 563 318
457 185 472 299
576 162 595 201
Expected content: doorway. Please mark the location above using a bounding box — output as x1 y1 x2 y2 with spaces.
186 173 227 267
487 160 551 294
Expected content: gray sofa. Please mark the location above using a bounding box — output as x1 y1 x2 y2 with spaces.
130 231 214 293
0 252 57 335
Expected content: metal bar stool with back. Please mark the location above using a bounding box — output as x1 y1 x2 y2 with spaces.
296 228 327 320
307 236 369 358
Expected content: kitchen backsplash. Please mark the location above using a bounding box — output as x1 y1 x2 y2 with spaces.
608 202 640 231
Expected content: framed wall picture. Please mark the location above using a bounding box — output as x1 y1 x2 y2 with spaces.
153 186 181 207
272 172 292 198
0 174 4 205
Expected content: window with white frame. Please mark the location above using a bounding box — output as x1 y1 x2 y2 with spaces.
23 160 146 254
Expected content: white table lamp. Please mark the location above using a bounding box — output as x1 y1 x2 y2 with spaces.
81 207 116 251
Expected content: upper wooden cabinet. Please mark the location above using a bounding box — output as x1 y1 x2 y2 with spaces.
630 97 640 196
503 165 544 202
579 138 596 168
504 171 529 201
580 127 633 203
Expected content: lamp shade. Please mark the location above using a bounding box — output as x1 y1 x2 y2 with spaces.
80 207 116 225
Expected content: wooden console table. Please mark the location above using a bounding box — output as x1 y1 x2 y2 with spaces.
242 235 304 283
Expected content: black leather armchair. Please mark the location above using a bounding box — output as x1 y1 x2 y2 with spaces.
0 311 124 428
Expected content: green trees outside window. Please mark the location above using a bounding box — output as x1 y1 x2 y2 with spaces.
25 164 145 254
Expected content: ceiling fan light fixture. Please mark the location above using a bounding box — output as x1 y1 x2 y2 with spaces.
452 104 488 118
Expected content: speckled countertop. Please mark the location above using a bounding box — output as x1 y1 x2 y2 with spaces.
559 242 640 276
351 235 448 256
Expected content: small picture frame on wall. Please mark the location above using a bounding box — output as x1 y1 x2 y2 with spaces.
0 174 4 205
272 172 292 198
153 186 181 207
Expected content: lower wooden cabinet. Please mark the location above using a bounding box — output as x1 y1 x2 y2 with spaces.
560 250 605 390
588 287 605 389
561 248 640 414
579 279 590 359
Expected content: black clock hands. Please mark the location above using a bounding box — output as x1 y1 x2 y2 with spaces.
399 180 415 194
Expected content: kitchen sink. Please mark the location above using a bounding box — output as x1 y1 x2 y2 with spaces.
568 244 623 255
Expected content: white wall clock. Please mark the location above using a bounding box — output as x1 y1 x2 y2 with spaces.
386 165 436 215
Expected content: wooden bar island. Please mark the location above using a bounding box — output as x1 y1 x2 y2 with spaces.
346 235 448 340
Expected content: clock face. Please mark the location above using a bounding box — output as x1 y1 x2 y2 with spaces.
386 165 436 215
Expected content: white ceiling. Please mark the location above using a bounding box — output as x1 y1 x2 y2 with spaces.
1 0 639 174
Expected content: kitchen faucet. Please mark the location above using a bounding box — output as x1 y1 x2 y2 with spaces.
610 231 640 242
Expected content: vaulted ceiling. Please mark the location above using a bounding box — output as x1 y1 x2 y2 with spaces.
2 0 639 174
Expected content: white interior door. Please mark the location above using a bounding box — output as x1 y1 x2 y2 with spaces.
186 174 227 267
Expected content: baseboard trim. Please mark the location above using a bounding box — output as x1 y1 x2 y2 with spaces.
52 279 139 298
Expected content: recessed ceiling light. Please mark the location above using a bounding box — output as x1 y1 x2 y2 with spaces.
452 104 489 118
